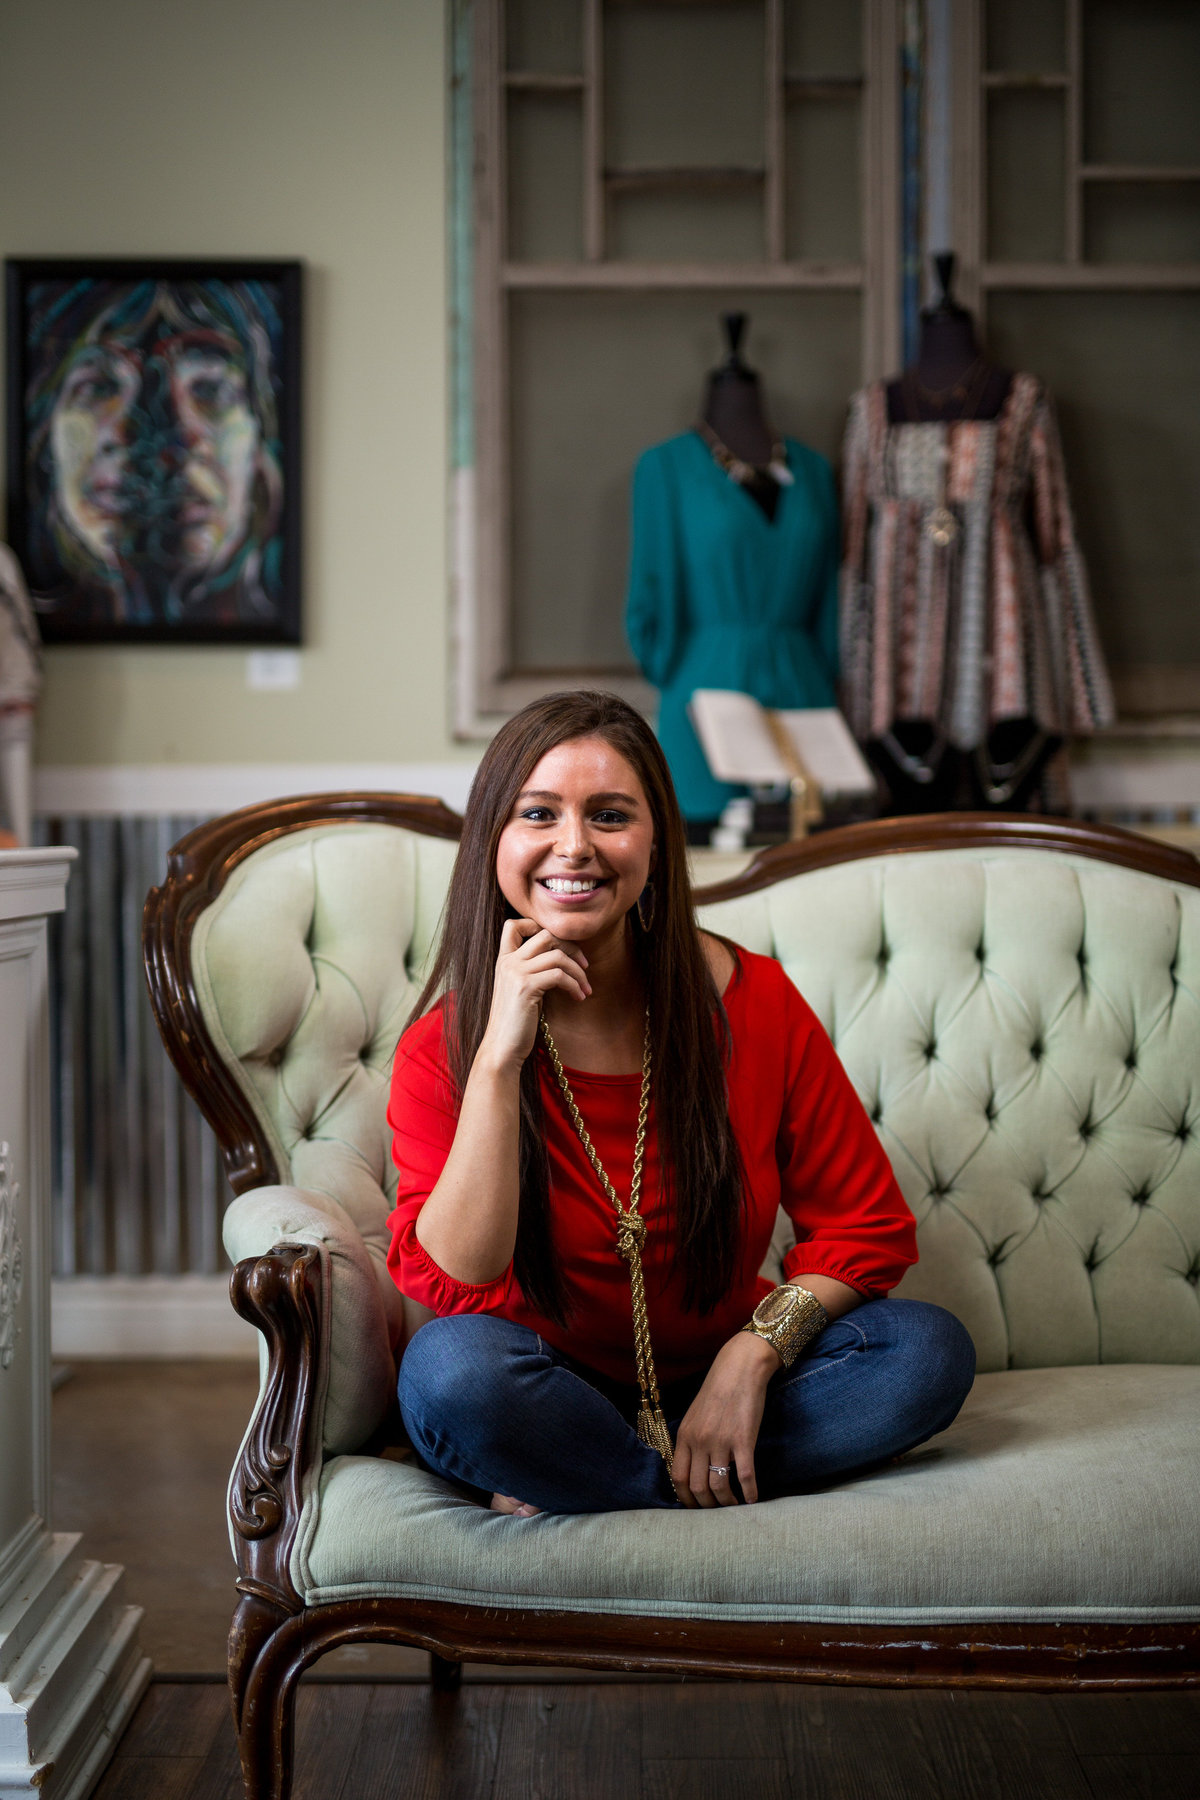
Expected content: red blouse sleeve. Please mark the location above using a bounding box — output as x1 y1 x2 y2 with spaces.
385 1006 514 1314
771 967 918 1296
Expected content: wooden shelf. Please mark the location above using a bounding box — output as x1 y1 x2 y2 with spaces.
1080 165 1200 182
603 165 766 193
504 71 585 93
983 71 1069 89
502 259 864 289
983 261 1200 289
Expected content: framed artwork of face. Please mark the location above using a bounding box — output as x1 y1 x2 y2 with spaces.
4 258 302 644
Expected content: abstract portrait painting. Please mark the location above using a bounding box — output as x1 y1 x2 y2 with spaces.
4 259 301 643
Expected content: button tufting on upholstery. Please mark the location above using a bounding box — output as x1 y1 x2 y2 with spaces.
1079 1113 1095 1141
206 820 1200 1385
1125 1047 1137 1072
1084 1243 1102 1274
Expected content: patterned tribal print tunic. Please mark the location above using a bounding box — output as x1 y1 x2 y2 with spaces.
839 373 1115 750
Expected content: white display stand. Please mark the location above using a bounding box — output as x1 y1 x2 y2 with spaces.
0 851 149 1799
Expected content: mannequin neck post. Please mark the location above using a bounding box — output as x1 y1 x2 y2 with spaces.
914 309 983 388
702 371 775 467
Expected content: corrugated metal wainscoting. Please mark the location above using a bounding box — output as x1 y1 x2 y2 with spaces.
36 815 232 1277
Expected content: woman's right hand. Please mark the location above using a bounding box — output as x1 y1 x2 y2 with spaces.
479 918 591 1073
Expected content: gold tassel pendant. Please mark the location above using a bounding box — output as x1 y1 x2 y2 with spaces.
637 1404 675 1467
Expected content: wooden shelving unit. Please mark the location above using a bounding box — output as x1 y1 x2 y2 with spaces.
463 0 899 733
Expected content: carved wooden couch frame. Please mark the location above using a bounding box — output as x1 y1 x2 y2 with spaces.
143 796 1200 1800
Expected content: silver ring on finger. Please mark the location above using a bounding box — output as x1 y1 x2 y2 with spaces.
708 1465 729 1477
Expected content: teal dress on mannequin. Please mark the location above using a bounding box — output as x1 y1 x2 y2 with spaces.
625 430 840 821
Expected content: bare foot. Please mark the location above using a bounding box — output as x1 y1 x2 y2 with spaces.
490 1492 541 1518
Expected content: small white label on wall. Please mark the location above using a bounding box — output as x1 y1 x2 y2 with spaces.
247 650 301 690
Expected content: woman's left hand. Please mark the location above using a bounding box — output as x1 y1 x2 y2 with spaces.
671 1331 780 1507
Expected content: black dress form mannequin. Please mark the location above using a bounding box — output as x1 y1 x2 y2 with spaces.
871 255 1053 814
885 255 1011 426
700 313 783 521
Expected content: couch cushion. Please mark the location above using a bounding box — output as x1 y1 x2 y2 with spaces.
295 1364 1199 1623
699 851 1200 1372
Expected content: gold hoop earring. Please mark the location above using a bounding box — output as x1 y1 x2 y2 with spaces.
636 881 656 933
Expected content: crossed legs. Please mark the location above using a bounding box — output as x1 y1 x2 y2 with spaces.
398 1299 976 1515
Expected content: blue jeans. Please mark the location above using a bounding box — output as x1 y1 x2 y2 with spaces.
398 1299 976 1514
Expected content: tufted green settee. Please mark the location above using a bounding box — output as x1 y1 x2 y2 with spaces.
143 797 1200 1800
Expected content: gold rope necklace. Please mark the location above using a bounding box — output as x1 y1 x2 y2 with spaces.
538 1007 674 1468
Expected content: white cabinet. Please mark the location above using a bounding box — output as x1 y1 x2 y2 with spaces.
0 851 149 1800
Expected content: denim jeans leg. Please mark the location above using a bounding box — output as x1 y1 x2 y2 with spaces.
752 1298 976 1500
398 1313 677 1514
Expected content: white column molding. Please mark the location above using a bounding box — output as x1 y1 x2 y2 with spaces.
0 851 150 1799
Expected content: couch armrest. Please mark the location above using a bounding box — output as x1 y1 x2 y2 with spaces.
228 1243 320 1618
224 1185 397 1456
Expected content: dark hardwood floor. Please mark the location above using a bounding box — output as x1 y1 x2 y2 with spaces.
96 1681 1200 1800
51 1359 425 1675
54 1362 1200 1798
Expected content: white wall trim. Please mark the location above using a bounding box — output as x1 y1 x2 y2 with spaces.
34 761 479 817
32 745 1200 820
52 1276 258 1359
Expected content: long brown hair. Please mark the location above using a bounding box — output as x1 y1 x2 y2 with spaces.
408 690 743 1323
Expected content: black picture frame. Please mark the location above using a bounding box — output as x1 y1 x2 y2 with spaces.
4 257 302 645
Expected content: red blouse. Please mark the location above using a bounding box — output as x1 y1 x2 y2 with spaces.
386 949 916 1387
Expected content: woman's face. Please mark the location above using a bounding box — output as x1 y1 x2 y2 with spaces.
495 734 656 945
49 330 260 573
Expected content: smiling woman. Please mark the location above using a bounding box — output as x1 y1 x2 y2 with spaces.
387 690 974 1516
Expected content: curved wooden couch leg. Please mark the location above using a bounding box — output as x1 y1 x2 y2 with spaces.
430 1652 463 1693
224 1246 322 1800
230 1600 306 1800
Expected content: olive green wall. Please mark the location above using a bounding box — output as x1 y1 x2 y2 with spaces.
0 0 467 771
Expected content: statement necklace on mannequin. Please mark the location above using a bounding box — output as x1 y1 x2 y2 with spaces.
696 420 794 490
901 355 991 423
